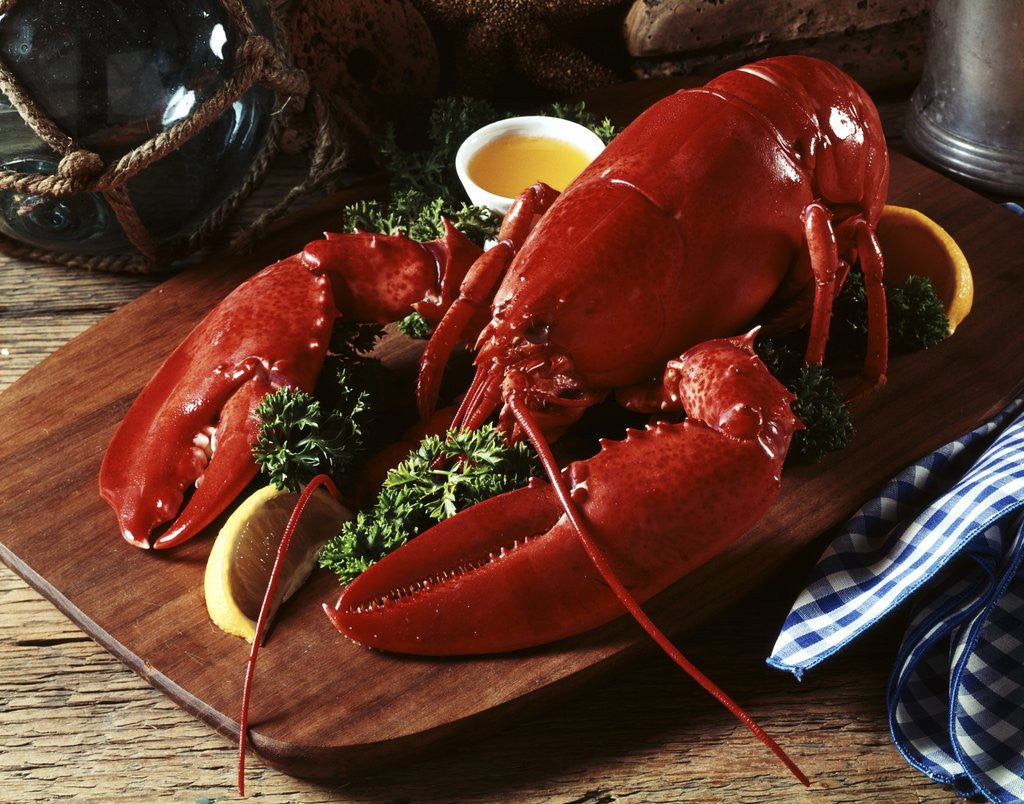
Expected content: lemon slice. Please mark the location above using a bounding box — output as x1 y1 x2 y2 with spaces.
205 484 351 642
877 205 974 334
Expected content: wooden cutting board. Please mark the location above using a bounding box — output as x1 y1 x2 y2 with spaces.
1 135 1023 780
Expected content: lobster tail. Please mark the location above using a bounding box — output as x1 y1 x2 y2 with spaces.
709 55 888 222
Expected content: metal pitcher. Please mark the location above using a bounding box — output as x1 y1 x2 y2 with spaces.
904 0 1024 196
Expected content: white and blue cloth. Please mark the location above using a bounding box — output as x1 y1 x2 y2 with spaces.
769 200 1024 800
769 398 1024 800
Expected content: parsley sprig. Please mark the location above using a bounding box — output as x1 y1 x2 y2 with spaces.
341 96 503 248
756 270 948 463
319 424 540 584
341 191 499 246
755 337 855 464
253 385 368 493
832 272 948 353
340 96 618 250
253 324 387 491
542 101 618 144
789 364 856 462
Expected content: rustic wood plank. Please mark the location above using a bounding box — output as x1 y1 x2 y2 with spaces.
0 261 159 388
1 558 952 802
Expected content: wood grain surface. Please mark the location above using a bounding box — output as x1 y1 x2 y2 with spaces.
3 81 1023 801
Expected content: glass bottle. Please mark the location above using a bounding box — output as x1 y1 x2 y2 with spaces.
0 0 273 256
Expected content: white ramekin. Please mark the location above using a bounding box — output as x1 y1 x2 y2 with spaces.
455 116 606 217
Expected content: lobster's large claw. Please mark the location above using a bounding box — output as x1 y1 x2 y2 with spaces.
329 333 799 655
328 424 787 655
99 256 335 549
102 225 481 550
326 479 586 654
330 429 794 654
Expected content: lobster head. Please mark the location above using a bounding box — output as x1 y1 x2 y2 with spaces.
709 55 889 226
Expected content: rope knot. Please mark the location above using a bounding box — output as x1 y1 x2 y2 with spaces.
236 35 275 68
58 149 104 181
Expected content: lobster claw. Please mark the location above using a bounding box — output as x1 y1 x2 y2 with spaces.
326 479 587 654
99 256 336 549
101 225 483 550
327 425 779 655
328 332 800 655
321 335 809 788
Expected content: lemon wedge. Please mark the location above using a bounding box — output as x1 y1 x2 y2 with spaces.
876 204 974 334
205 484 351 642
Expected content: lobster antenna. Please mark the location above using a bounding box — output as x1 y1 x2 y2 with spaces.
506 392 810 787
236 474 341 796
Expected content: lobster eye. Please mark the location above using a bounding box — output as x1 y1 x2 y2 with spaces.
524 320 550 344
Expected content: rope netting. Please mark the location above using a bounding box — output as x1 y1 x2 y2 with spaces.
0 0 367 273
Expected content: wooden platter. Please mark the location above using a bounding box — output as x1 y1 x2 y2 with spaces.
2 134 1024 782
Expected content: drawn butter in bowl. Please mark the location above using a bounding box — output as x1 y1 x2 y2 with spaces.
456 116 606 216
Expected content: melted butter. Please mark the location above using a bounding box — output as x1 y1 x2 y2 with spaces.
467 135 592 197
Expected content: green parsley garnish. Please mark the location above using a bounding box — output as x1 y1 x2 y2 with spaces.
398 311 431 339
338 96 618 249
253 324 386 491
789 364 855 462
887 275 949 351
319 424 540 584
543 100 619 143
754 335 855 464
253 385 369 493
832 270 949 356
755 268 948 462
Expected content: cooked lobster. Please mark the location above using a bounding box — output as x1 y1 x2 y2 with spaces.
99 55 891 786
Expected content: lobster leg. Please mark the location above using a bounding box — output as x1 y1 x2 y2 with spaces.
849 216 888 394
802 202 842 370
100 226 482 549
802 204 888 391
416 182 560 421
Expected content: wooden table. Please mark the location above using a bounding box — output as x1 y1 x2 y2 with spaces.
0 90 972 801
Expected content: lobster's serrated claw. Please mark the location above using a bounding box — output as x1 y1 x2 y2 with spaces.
330 335 801 656
99 256 336 549
328 429 769 656
327 479 587 654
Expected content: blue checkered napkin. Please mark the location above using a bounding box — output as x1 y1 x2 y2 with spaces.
765 397 1024 801
951 530 1024 803
888 515 1024 799
767 397 1024 679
